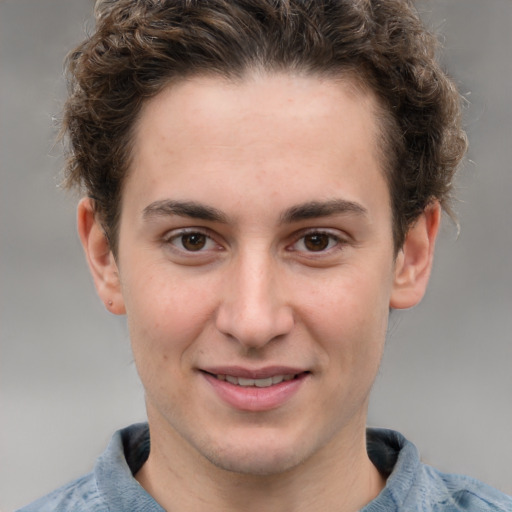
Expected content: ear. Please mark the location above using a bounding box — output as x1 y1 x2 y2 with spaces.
390 201 441 310
77 197 126 315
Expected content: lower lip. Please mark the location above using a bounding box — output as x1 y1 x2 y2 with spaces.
202 372 308 412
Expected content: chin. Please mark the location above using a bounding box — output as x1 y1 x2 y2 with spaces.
196 431 310 476
205 448 305 476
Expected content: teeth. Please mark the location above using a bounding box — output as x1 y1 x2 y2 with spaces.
254 378 273 388
238 377 255 386
217 374 296 387
226 375 238 385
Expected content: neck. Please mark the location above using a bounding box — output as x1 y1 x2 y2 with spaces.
136 417 386 512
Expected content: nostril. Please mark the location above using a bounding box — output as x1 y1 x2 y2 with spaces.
215 302 294 349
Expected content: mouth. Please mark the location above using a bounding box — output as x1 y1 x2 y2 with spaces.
206 373 301 388
201 369 309 411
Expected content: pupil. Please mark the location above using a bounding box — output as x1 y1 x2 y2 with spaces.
182 233 206 251
305 234 329 251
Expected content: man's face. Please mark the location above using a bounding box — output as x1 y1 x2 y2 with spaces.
114 73 401 474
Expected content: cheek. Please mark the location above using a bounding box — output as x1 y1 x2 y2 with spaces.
308 264 391 329
299 264 392 369
121 265 219 361
123 272 220 409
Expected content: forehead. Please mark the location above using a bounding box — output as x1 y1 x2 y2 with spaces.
135 72 379 151
125 72 389 223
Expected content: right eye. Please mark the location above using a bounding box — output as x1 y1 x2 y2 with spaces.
166 230 218 252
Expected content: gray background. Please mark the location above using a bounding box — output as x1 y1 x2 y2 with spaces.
1 1 511 510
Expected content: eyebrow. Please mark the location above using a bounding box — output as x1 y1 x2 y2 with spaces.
279 199 368 224
142 200 228 223
142 198 367 224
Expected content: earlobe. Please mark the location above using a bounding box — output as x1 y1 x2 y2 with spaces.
390 201 441 310
77 198 126 315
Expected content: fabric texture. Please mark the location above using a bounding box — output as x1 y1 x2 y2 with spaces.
17 423 512 512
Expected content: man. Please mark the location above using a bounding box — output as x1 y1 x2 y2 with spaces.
18 0 512 511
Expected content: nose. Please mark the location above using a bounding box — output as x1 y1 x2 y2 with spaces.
215 251 294 349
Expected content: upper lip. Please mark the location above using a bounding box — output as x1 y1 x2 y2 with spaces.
200 366 308 379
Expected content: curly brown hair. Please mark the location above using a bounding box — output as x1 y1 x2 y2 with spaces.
63 0 467 254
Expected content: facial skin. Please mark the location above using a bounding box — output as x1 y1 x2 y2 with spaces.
79 73 439 511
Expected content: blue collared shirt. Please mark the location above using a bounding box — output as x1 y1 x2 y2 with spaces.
18 423 512 511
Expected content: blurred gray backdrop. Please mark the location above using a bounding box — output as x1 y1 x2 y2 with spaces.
1 1 511 510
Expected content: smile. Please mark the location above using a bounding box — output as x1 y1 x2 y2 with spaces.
201 370 309 412
214 374 297 387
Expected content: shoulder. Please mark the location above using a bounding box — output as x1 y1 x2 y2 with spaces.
16 423 151 512
15 472 106 512
365 429 512 512
420 466 512 512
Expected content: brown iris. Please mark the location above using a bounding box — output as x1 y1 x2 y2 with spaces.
303 233 330 251
181 233 207 251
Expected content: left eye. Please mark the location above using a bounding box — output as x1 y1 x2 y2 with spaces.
291 232 341 252
168 231 217 252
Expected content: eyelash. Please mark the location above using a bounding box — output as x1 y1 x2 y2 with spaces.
163 228 222 254
163 228 346 256
287 230 345 254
